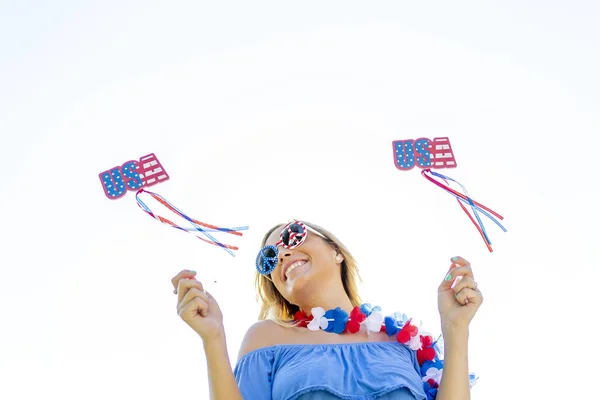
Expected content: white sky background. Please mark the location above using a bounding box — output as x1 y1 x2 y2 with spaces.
1 1 598 399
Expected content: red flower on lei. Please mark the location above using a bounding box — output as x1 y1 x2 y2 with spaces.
417 335 437 365
293 310 313 327
396 318 419 344
344 306 367 333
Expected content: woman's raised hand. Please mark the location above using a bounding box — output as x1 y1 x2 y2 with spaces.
171 270 225 342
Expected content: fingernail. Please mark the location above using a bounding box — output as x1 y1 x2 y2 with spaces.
190 270 196 274
451 257 458 262
173 289 177 294
445 273 453 281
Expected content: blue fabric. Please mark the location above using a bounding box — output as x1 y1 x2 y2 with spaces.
234 342 426 400
293 387 416 400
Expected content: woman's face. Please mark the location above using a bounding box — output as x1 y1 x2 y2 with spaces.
265 224 342 304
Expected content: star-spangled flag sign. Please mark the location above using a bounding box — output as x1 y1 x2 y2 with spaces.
392 137 457 171
98 153 169 200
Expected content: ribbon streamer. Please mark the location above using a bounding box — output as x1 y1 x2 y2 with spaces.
135 188 249 256
421 169 506 252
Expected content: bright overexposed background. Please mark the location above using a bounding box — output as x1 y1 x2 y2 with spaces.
1 1 598 399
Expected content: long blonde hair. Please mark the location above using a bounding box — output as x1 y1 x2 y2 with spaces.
255 221 363 324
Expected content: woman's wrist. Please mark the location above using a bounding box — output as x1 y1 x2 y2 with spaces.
202 330 227 350
441 322 469 341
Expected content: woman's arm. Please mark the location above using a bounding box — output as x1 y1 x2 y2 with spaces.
204 320 280 400
435 257 483 400
203 332 244 400
434 327 470 400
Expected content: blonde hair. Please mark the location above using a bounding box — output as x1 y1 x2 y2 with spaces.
254 221 362 325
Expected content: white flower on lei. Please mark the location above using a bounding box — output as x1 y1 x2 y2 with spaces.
422 366 443 385
365 310 385 333
307 307 329 331
406 332 423 350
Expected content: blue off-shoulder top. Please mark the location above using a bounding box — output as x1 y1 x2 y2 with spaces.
233 342 426 400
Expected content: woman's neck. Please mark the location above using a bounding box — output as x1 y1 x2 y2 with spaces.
297 288 354 316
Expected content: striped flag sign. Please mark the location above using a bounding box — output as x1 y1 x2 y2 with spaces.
99 153 170 200
392 137 457 171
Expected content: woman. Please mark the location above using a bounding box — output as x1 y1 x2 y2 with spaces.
171 221 482 400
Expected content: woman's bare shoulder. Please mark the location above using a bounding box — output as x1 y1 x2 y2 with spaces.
237 320 295 360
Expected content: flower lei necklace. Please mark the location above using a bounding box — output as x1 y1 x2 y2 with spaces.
293 303 478 400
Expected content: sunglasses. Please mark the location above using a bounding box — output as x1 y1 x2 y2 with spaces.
255 221 325 275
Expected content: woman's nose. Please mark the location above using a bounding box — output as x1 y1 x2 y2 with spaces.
279 251 292 263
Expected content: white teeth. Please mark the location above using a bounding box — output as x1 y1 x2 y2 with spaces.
285 260 307 279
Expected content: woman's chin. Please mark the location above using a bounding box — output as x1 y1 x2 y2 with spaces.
285 271 315 294
285 262 311 285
